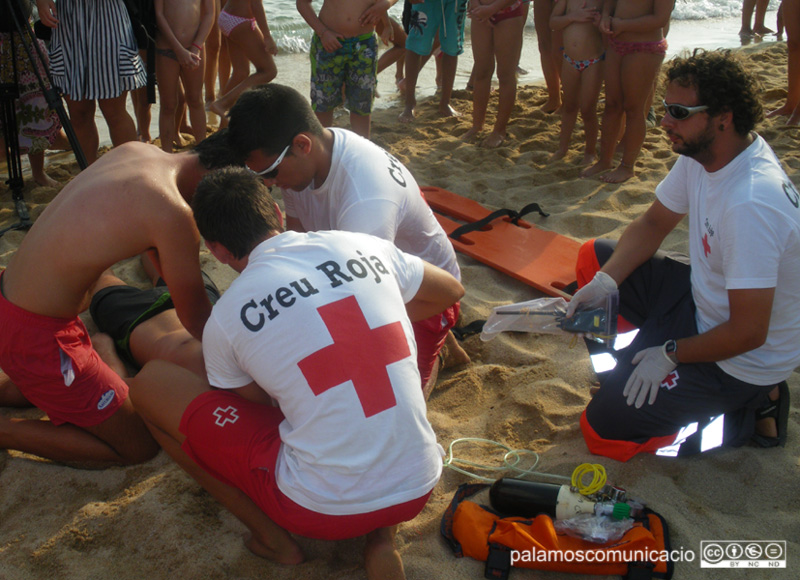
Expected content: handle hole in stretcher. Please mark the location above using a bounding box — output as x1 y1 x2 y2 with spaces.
503 217 531 229
452 236 475 246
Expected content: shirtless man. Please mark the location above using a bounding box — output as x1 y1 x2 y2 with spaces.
297 0 398 138
0 131 240 468
154 0 215 152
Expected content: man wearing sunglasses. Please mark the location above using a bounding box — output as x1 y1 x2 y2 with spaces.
227 83 467 398
566 50 800 461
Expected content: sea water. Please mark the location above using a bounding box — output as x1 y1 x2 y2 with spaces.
264 0 782 54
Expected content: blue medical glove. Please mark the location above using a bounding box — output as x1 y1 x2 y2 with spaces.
623 344 677 408
566 271 618 318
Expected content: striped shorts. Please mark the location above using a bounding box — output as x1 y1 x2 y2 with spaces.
48 0 145 100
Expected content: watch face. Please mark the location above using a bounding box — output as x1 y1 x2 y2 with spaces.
666 340 677 353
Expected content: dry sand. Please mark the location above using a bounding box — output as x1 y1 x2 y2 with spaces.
1 41 799 579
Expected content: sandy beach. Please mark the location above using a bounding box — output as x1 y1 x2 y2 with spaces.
1 39 799 579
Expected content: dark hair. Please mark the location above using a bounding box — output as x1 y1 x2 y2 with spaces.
192 167 282 260
227 84 323 158
192 128 245 170
665 49 763 136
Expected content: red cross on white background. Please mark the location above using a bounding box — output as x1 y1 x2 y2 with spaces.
298 295 410 418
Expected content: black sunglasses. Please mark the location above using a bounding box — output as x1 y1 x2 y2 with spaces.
662 100 709 121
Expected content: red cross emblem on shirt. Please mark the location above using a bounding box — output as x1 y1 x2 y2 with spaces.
297 295 410 418
702 233 711 257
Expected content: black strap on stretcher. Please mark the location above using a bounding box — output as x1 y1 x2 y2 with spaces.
448 202 550 241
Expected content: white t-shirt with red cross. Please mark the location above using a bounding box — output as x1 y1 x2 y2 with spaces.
656 134 800 385
202 230 443 515
281 128 461 280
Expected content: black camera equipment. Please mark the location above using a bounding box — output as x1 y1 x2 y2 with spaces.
0 0 87 237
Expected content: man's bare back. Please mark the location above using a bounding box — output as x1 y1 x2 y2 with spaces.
318 0 380 37
2 142 211 339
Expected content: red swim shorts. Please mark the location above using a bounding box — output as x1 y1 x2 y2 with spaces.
180 390 433 540
413 301 460 388
0 288 127 427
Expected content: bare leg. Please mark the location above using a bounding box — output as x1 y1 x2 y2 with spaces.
205 0 222 105
400 50 422 122
533 0 561 112
182 62 208 145
581 48 623 178
578 61 604 165
464 17 494 141
157 53 182 153
768 0 800 122
208 23 278 118
28 151 59 188
364 526 405 580
740 0 757 36
349 113 371 139
97 93 139 148
552 63 580 161
438 54 460 117
0 371 31 407
64 96 100 164
754 0 774 34
600 51 663 183
0 395 158 468
130 361 304 564
483 15 524 148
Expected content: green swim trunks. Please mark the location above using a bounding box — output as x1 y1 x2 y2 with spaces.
310 31 377 115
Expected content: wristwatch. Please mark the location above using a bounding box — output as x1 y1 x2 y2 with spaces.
664 339 679 364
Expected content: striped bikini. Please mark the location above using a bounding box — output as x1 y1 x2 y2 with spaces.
47 0 145 100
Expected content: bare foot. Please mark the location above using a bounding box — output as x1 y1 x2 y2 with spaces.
549 149 568 162
540 98 561 114
580 160 612 178
205 101 227 128
481 131 505 148
441 332 470 369
398 106 415 123
244 532 304 565
173 133 191 149
439 104 460 118
753 26 774 36
396 77 406 93
32 172 60 188
461 127 481 141
581 152 597 166
600 163 635 183
365 527 405 580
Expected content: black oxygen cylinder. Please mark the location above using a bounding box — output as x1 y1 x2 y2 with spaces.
489 478 562 518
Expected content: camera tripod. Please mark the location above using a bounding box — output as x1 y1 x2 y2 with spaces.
1 0 87 237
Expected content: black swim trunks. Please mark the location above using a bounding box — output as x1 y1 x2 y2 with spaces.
89 271 220 367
